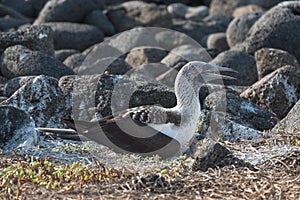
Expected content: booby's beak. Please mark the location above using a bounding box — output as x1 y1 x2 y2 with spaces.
199 65 237 82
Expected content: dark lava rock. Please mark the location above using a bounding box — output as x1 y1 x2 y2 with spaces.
128 63 170 84
125 47 168 68
29 0 49 16
192 141 255 171
55 49 80 62
106 1 172 32
3 76 36 97
226 12 262 48
156 62 187 88
206 32 229 52
44 22 104 51
1 75 67 128
171 15 232 43
0 25 54 56
0 18 30 31
0 105 38 152
84 10 116 36
2 0 34 18
240 65 300 119
255 48 300 79
161 44 211 68
63 53 86 71
209 50 257 86
34 0 104 24
234 2 300 62
76 57 132 75
0 45 74 79
206 90 278 131
273 99 300 133
62 73 176 120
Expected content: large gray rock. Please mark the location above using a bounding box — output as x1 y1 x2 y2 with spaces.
234 2 300 62
63 53 86 71
209 50 257 86
171 15 232 43
84 10 116 36
0 18 30 31
167 3 209 20
241 65 300 119
44 22 104 51
0 105 38 152
192 140 255 171
1 75 67 128
76 57 132 75
2 0 34 17
0 25 54 56
206 32 229 51
34 0 104 24
226 12 262 48
161 44 211 68
255 48 300 79
206 91 278 131
61 74 176 120
3 76 36 97
273 99 300 133
106 1 172 32
0 45 74 79
125 47 168 68
55 49 80 62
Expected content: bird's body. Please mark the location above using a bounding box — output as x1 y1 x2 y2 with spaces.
37 61 235 159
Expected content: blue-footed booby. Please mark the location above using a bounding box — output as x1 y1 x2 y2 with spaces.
37 61 235 159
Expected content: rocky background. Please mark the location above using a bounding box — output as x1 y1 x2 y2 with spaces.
0 0 299 199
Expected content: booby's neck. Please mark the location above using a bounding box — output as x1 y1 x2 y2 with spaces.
174 71 201 115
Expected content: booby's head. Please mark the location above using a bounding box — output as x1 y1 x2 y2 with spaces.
176 61 236 88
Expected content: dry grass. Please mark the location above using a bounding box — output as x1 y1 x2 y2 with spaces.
0 130 299 200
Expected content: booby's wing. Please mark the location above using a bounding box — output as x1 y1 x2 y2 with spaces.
38 105 182 159
76 105 182 158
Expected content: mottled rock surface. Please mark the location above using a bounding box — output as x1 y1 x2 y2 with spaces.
0 45 74 79
255 48 300 79
226 12 262 48
3 76 36 97
1 75 67 128
241 65 300 119
0 25 54 56
0 105 38 152
234 2 300 62
273 99 300 133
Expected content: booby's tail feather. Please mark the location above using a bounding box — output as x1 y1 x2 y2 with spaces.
36 127 88 141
